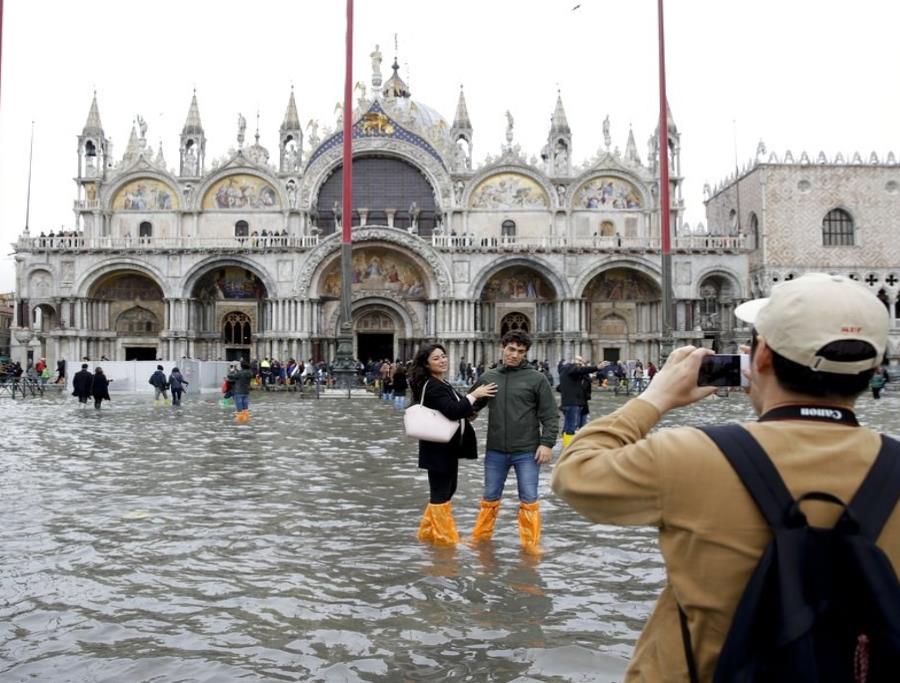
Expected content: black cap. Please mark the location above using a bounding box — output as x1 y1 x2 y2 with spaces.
157 365 163 370
81 363 88 369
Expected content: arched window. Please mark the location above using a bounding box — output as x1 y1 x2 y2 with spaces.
749 212 759 248
223 311 252 344
116 307 159 335
822 208 854 246
235 220 249 238
500 312 529 336
139 221 153 238
729 209 738 233
600 220 616 237
501 220 516 239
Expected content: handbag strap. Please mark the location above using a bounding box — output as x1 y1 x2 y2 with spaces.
419 379 429 405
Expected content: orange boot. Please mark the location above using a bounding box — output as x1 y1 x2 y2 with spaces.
417 502 459 546
471 499 501 543
518 501 543 555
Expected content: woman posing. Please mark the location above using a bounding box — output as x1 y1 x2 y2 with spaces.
410 344 496 546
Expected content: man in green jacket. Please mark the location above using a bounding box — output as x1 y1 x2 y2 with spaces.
470 330 559 553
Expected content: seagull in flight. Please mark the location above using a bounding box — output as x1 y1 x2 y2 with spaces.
572 3 581 9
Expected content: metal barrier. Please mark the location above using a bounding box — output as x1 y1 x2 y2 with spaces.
0 379 45 398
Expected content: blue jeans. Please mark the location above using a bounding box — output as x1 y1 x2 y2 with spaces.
483 449 540 503
562 405 587 434
234 393 249 411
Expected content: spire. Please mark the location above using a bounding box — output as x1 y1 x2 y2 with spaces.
452 86 471 130
550 90 570 135
155 140 166 168
281 87 301 131
82 91 104 135
182 89 204 135
382 58 411 98
625 125 640 164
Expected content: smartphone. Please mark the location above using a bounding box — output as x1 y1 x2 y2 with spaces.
697 354 750 388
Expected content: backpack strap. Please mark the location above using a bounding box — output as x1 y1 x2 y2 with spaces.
699 424 795 530
849 434 900 541
678 425 796 681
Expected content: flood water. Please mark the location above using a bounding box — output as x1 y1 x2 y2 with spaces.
1 388 897 682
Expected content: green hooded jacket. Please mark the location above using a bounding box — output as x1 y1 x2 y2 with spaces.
471 361 559 453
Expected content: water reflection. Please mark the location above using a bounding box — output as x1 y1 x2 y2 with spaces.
1 390 896 680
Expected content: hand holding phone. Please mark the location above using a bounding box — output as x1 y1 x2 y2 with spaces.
697 354 750 388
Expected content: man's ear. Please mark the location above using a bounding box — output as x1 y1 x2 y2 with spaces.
753 336 773 373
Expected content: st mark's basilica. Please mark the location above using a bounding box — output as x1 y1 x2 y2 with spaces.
10 48 900 368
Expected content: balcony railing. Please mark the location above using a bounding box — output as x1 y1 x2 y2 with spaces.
431 234 749 251
16 232 748 254
15 235 321 251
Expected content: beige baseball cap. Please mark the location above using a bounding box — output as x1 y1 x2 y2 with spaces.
734 273 889 374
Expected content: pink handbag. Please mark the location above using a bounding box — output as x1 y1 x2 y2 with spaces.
403 380 462 443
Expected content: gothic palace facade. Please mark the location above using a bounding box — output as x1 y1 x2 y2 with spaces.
10 52 900 368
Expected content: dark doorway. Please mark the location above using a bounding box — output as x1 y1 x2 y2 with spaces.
602 347 621 363
357 333 393 362
125 346 157 361
226 347 250 362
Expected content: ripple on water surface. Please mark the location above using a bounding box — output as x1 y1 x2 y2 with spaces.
1 390 896 681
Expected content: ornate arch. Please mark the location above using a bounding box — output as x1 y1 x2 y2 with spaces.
325 295 419 339
574 257 661 299
464 164 556 211
296 227 451 299
470 255 570 300
190 161 287 212
693 266 745 300
569 170 652 212
100 167 182 211
180 256 278 300
301 141 452 213
74 258 171 298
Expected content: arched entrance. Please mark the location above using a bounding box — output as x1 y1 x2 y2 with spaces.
189 265 268 360
479 264 557 361
696 274 739 351
583 267 660 363
355 308 396 362
88 270 165 360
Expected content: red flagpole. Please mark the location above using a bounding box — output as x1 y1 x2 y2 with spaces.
0 0 5 110
657 0 671 255
342 0 353 244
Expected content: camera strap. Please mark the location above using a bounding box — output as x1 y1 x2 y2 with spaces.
758 405 858 426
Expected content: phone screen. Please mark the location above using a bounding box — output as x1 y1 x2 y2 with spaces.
697 354 745 387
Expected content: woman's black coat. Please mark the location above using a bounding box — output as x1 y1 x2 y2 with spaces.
416 379 477 472
91 373 111 401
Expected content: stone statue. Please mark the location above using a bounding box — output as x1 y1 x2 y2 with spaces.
454 180 464 204
370 44 382 80
286 181 297 208
756 139 767 159
354 81 367 103
307 119 320 147
137 115 147 140
603 115 611 149
237 113 247 147
505 111 514 144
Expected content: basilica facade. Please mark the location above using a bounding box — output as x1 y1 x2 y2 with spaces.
18 50 881 371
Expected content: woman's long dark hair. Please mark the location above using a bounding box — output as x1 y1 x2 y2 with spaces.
410 343 446 402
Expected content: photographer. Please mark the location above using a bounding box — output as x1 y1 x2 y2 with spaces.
551 274 899 681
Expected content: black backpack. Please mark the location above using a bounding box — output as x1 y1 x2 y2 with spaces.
679 425 900 683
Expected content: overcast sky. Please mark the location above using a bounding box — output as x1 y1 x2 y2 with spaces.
1 0 898 292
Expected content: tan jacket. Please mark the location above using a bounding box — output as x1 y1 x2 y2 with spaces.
551 398 900 682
